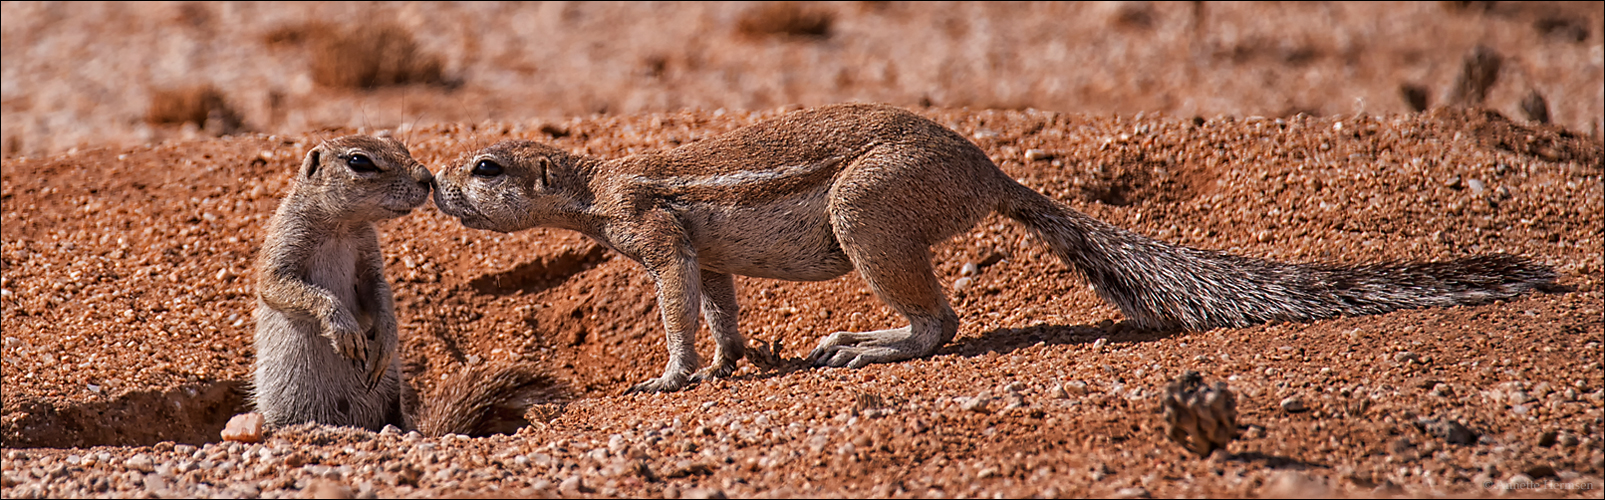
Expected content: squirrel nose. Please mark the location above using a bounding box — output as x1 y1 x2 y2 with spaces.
418 169 435 188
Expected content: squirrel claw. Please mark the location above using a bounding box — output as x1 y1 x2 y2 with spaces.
365 345 393 391
327 330 367 364
624 375 689 394
689 362 737 383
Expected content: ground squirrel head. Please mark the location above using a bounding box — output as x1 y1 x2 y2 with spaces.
433 140 588 233
291 134 434 222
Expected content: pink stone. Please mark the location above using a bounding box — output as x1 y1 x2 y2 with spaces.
221 412 265 443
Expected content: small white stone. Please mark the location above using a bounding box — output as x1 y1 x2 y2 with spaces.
952 277 973 291
960 262 979 276
125 454 155 473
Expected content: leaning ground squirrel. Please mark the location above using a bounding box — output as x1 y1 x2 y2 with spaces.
431 103 1555 394
252 134 557 436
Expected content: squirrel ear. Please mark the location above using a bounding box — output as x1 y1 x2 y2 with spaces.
301 148 322 178
536 157 554 190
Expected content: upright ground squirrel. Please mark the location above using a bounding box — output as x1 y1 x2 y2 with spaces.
431 103 1555 393
254 134 557 435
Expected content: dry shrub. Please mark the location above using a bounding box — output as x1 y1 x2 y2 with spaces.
145 85 243 134
736 2 834 39
311 22 444 89
1520 89 1551 124
1448 45 1502 107
261 22 316 48
1399 83 1430 112
1110 1 1157 30
1534 16 1590 43
266 21 444 89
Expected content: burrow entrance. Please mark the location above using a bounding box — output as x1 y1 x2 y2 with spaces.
2 380 247 449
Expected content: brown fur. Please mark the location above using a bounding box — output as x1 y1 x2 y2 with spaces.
431 103 1554 393
254 134 559 436
253 134 432 430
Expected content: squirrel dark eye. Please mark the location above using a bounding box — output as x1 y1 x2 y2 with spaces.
472 159 503 177
346 154 378 172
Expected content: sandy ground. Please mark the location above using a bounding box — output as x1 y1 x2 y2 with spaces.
3 2 1604 499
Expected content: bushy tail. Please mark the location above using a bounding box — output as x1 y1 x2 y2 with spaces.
416 363 566 437
999 184 1556 330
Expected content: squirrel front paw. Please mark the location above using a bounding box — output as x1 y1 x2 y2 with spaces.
362 342 393 391
322 312 369 364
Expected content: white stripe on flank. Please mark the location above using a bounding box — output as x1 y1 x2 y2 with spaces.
630 157 841 189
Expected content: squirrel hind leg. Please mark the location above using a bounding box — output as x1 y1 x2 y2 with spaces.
809 221 960 368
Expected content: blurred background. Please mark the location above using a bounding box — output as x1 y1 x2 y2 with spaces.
2 1 1600 158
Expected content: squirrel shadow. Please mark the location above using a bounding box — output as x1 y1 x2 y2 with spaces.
733 319 1181 382
941 320 1179 358
721 276 1571 382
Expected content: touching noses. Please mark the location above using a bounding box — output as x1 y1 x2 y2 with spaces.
417 168 435 189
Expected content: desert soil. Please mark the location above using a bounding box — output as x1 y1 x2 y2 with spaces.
3 2 1603 499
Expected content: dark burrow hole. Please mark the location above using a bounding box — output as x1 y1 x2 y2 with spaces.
2 380 248 449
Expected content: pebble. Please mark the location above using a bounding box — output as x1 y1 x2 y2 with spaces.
1507 391 1535 405
962 394 991 413
558 475 587 495
1418 417 1478 445
142 472 168 492
1537 430 1558 447
1111 486 1151 499
1524 465 1556 479
1280 396 1307 413
960 262 980 276
953 277 973 291
125 454 155 473
221 412 265 443
1558 433 1579 448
